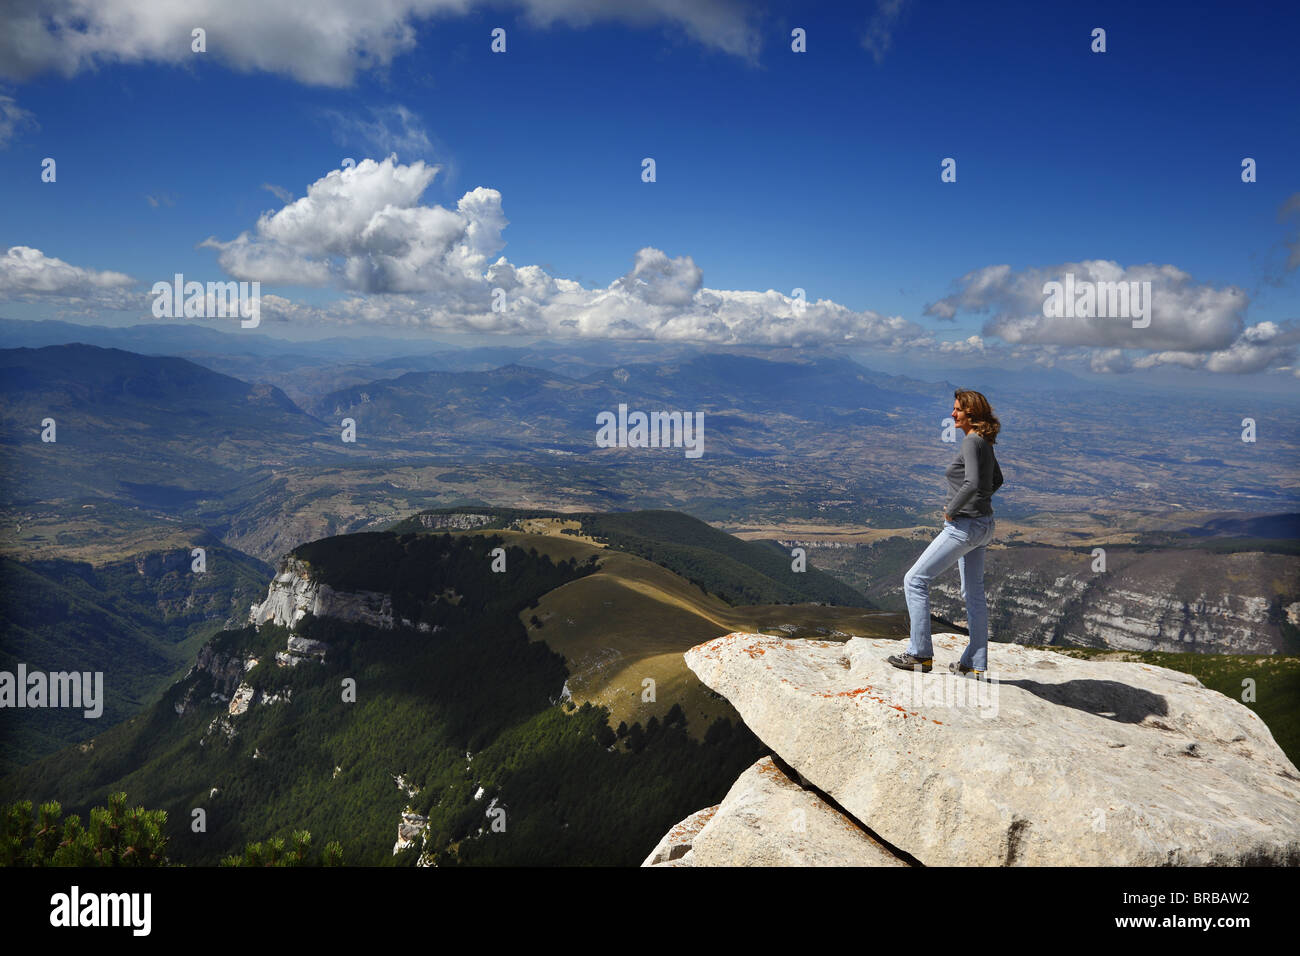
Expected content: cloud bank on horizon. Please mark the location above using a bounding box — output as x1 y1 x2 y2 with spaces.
4 151 1298 376
1 0 1296 378
5 152 1295 376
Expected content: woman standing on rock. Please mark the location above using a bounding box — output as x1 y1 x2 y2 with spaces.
888 389 1004 679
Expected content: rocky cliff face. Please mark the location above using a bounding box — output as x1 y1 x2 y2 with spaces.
979 548 1297 654
248 557 395 631
646 632 1300 867
180 557 446 739
177 555 403 737
173 645 259 715
810 542 1299 655
411 512 496 531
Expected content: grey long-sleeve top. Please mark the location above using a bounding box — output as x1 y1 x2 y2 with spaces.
944 431 1004 518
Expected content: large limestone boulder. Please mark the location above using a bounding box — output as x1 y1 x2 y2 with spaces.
683 632 1300 866
645 756 908 867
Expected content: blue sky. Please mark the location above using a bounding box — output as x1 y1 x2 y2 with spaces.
0 0 1297 386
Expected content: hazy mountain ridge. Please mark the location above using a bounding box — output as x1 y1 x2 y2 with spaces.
3 342 1294 572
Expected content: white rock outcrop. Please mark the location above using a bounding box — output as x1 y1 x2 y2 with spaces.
276 636 329 668
249 557 394 631
393 774 420 798
228 682 255 716
201 715 237 745
394 810 428 855
649 631 1300 867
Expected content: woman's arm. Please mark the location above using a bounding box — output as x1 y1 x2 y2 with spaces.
945 433 983 516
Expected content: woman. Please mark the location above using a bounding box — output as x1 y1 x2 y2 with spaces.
887 389 1004 679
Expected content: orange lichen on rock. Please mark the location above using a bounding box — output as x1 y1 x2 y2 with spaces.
807 686 939 723
814 686 875 699
665 805 718 841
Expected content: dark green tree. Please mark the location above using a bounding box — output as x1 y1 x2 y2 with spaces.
626 722 646 753
1 793 169 866
219 829 343 867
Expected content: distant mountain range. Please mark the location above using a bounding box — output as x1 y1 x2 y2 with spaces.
1 336 1293 586
0 317 463 361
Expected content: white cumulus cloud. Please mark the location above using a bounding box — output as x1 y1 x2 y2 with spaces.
925 259 1299 375
200 156 505 295
0 245 135 296
0 0 761 87
196 156 927 348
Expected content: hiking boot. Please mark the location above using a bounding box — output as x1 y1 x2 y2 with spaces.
949 661 986 680
886 652 932 672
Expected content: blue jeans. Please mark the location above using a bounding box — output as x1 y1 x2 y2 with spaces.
903 514 995 670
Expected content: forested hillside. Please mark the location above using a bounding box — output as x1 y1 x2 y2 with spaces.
0 531 768 865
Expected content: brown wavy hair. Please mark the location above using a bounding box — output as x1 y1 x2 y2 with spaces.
955 389 1001 444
